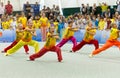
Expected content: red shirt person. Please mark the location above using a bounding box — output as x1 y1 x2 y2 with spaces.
5 1 13 15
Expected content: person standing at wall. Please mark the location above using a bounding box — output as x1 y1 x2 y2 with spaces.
24 1 31 18
5 1 13 15
116 0 120 14
33 2 40 16
0 2 5 18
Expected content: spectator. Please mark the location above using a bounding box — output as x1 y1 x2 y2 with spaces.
24 1 31 17
86 4 90 15
0 2 5 18
39 12 49 41
81 4 87 15
33 2 40 16
100 2 108 17
5 1 13 15
116 0 120 14
18 12 27 29
92 3 97 16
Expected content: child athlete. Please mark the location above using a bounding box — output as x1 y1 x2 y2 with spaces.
89 23 120 57
72 21 99 53
5 20 39 56
29 27 63 62
56 21 78 51
1 23 29 54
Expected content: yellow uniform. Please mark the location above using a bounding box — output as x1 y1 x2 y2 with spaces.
39 17 48 27
54 22 59 30
2 21 10 29
83 26 96 42
63 27 75 39
44 33 56 49
98 21 105 30
33 20 41 29
18 17 27 28
109 28 119 40
6 27 39 55
16 30 23 42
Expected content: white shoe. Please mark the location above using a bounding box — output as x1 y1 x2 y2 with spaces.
89 54 94 58
4 53 9 56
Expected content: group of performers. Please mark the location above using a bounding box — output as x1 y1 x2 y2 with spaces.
1 19 120 62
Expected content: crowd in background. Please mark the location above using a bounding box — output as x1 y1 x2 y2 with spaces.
0 1 120 41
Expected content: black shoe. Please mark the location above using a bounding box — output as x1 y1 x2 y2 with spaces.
69 50 73 52
1 51 5 53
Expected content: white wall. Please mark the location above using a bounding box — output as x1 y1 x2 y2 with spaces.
0 0 118 11
61 0 78 8
44 0 59 8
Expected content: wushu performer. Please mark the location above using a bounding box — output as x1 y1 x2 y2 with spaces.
89 23 120 57
2 23 29 54
5 20 39 56
29 27 63 62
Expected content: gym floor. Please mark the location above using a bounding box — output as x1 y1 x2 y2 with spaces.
0 42 120 78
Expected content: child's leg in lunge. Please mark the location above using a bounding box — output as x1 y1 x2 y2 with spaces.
70 36 77 49
29 47 48 60
51 46 63 62
72 40 87 52
90 39 99 50
4 41 18 52
92 40 113 55
6 40 25 55
113 40 120 49
23 45 29 54
56 39 69 47
27 40 39 53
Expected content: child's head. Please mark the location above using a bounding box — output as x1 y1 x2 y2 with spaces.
27 20 33 28
17 23 23 29
88 21 93 27
68 20 73 27
111 23 117 28
49 26 55 33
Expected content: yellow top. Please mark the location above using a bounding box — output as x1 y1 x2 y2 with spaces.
44 32 56 49
39 17 48 27
83 26 96 42
18 17 27 28
16 29 23 42
109 28 119 40
22 27 33 42
33 20 41 29
54 22 59 30
101 5 108 12
2 21 10 29
63 27 75 39
98 21 105 30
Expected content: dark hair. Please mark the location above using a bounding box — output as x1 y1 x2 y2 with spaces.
68 20 73 24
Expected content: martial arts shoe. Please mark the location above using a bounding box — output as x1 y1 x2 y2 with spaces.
58 58 63 62
4 53 10 56
26 52 29 55
29 56 35 61
1 51 5 53
89 54 94 58
69 50 73 52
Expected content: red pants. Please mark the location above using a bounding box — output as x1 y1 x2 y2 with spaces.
57 36 77 49
92 40 120 55
4 40 29 53
29 46 63 62
73 39 99 52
